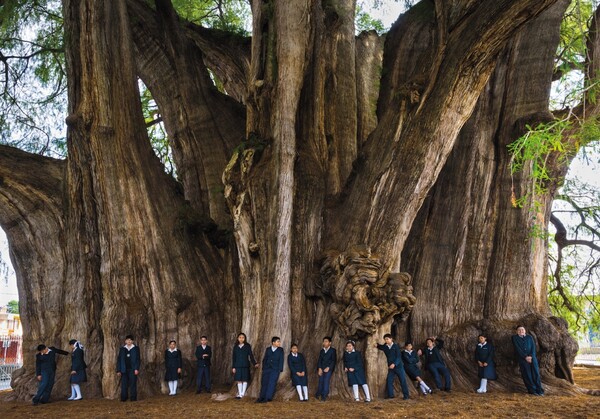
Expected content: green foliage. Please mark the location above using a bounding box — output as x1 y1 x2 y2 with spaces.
171 0 250 36
355 6 385 34
6 299 19 314
0 0 66 157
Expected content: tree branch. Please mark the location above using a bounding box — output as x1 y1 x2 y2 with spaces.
0 143 64 230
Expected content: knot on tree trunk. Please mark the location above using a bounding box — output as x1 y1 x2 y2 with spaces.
319 245 416 339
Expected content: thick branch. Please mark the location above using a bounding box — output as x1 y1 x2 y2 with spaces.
331 0 562 262
0 143 64 228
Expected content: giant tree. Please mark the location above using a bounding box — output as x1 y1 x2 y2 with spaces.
0 0 595 400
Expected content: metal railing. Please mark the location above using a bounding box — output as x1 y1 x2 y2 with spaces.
0 334 23 391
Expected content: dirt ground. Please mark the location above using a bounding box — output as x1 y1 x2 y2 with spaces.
1 367 599 418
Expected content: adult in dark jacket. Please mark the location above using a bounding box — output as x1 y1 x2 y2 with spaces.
422 337 452 392
401 342 433 395
288 344 309 401
232 332 258 399
343 341 371 402
195 336 212 393
475 334 497 393
165 340 182 395
116 335 141 401
512 326 543 396
68 339 87 401
375 334 410 399
32 344 68 405
315 336 336 401
256 336 285 403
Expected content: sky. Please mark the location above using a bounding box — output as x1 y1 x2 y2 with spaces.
0 1 598 306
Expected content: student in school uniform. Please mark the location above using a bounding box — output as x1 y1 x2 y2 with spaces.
475 333 497 393
401 342 432 395
116 335 141 402
422 337 452 392
288 343 309 401
67 339 87 401
343 340 371 402
195 335 212 393
32 344 68 405
232 332 259 399
165 340 182 396
256 336 285 403
315 336 336 402
512 325 544 396
375 333 410 400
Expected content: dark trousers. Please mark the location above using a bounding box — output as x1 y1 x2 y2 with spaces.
428 362 451 390
518 358 543 394
121 369 138 401
196 366 211 391
316 370 332 398
33 371 55 404
259 369 280 401
387 365 409 398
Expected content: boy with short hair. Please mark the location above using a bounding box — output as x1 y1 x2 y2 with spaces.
256 336 284 403
32 344 68 405
315 336 336 401
117 335 141 401
375 333 410 400
422 337 451 392
195 335 212 393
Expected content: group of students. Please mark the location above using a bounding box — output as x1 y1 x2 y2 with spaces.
32 325 544 405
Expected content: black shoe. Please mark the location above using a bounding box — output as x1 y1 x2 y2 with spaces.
444 389 451 392
256 398 265 403
266 399 272 402
321 396 327 402
121 399 127 402
403 395 409 400
196 390 201 394
235 396 241 399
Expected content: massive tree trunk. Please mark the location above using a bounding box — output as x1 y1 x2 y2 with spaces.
0 0 585 401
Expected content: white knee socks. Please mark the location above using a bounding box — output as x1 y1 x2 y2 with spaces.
352 384 360 400
73 384 82 400
241 382 248 397
172 380 178 395
68 384 76 400
362 384 371 401
477 378 488 393
420 381 431 394
296 385 304 400
302 386 308 401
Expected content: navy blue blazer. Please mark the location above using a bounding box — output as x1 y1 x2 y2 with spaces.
232 343 257 368
317 347 336 372
343 350 364 371
423 339 446 366
377 343 402 367
262 347 284 372
71 347 87 372
36 349 57 376
117 345 141 373
512 334 537 360
195 345 212 367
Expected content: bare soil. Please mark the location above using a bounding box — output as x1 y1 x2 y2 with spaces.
1 367 599 418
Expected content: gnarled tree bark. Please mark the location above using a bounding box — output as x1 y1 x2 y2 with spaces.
0 0 588 402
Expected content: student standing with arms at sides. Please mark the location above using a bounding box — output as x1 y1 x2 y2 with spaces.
288 343 309 401
401 342 432 395
315 336 336 402
343 340 371 402
116 335 141 402
232 332 259 399
375 334 410 400
195 336 212 393
256 336 285 403
475 333 497 393
165 340 182 396
32 344 68 405
422 337 452 392
68 339 87 401
512 325 544 396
